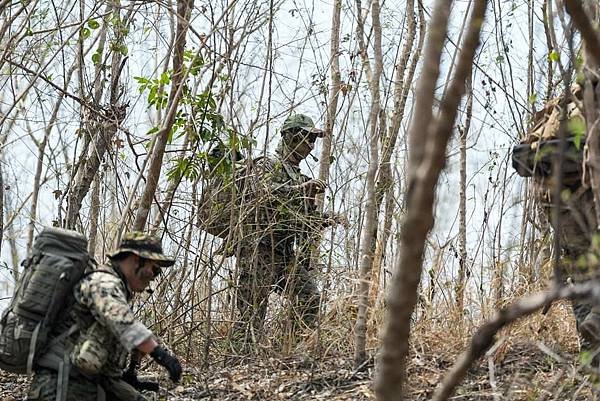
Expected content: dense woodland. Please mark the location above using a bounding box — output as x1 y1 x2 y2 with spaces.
3 0 600 399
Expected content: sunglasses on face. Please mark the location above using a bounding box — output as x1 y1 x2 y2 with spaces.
145 262 162 278
286 129 319 143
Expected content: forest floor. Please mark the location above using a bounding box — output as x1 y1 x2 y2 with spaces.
2 301 600 400
1 341 600 400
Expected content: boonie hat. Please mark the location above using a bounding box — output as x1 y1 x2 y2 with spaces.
281 114 324 137
108 231 175 267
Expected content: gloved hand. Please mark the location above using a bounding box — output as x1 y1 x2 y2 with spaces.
150 346 182 383
122 369 160 392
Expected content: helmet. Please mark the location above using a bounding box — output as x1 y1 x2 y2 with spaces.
108 232 175 267
280 114 324 137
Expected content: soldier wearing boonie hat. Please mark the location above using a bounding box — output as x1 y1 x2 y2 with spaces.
232 113 345 348
27 231 181 401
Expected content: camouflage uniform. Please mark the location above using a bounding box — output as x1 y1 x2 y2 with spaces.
234 114 332 341
512 86 600 354
27 233 176 401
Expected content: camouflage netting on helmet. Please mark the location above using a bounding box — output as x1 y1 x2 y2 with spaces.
513 85 598 277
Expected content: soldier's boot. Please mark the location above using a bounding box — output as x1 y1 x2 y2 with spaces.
580 307 600 344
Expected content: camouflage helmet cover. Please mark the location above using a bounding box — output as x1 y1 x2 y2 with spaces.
108 231 175 267
280 114 324 137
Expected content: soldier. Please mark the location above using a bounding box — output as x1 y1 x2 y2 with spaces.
234 113 342 344
27 232 182 401
512 86 600 362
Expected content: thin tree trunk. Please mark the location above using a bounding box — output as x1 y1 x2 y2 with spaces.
88 173 101 256
26 120 50 252
0 164 3 259
308 0 343 274
4 199 20 281
316 0 342 205
455 77 472 314
65 1 127 229
132 0 194 231
375 1 488 398
369 0 418 304
353 0 384 368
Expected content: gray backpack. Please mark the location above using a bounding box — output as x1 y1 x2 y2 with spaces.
0 227 91 374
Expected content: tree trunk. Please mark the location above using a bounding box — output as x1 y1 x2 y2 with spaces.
88 173 101 256
369 0 419 305
65 1 127 230
132 0 194 231
316 0 342 205
308 0 344 280
375 1 488 398
0 164 3 259
353 0 384 368
455 77 472 314
26 116 51 252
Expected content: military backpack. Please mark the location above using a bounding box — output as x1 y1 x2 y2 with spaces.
0 227 92 374
512 85 586 180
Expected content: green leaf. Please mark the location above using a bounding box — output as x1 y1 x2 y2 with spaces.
160 71 170 85
92 52 101 65
183 49 194 61
190 54 204 75
88 19 100 29
146 126 160 135
134 76 150 85
568 116 586 149
167 157 200 182
81 27 91 39
548 50 559 62
528 93 537 104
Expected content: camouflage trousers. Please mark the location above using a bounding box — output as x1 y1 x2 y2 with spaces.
235 243 320 342
27 368 148 401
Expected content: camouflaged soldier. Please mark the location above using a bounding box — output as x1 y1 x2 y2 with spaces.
234 114 341 343
27 232 182 401
512 85 600 358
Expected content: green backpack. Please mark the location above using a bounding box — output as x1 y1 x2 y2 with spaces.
0 227 91 374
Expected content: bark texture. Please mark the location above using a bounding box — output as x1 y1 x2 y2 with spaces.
374 1 488 399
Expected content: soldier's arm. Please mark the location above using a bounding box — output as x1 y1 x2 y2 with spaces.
76 273 154 351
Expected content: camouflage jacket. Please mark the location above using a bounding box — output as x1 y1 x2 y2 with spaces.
239 155 330 253
37 261 153 378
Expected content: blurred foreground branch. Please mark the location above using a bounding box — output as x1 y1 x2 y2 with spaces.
432 281 600 401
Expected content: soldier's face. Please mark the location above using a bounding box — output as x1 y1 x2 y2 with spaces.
287 130 316 161
130 258 160 292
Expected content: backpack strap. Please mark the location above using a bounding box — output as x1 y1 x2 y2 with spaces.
56 350 70 401
26 322 42 374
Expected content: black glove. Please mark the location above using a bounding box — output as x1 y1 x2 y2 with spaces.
122 369 160 392
150 346 182 383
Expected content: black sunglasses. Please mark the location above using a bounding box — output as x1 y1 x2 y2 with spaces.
286 129 319 143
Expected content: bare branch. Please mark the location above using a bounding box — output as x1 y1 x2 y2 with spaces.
565 0 600 68
432 281 600 401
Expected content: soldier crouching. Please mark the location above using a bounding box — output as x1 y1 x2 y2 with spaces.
27 232 182 401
